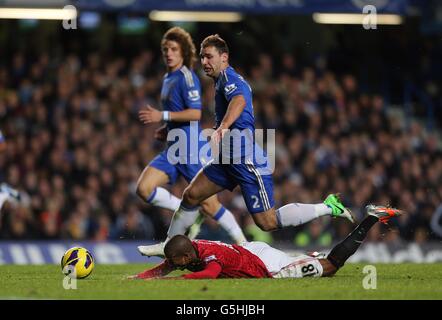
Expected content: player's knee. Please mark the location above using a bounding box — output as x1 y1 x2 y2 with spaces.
322 269 338 277
254 220 277 232
200 202 211 215
200 199 219 216
182 186 201 206
320 258 339 277
253 213 278 232
136 179 155 201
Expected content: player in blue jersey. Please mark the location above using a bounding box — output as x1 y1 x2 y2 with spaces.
0 130 21 217
154 34 355 247
136 28 246 257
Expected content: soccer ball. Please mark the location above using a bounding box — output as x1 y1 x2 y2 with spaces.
61 247 95 279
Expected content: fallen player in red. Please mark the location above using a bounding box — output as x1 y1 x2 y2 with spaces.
129 205 404 280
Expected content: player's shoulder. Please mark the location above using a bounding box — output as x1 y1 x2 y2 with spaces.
193 239 225 251
219 67 247 96
193 239 215 247
179 65 199 88
221 67 249 89
192 240 215 256
227 66 247 81
220 66 238 82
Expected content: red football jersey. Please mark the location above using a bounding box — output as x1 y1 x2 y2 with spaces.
191 240 272 278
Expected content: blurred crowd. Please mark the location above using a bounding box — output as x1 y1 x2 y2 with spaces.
0 49 441 246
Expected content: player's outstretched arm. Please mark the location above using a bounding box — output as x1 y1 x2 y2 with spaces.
128 261 175 280
130 261 223 280
180 261 222 279
168 108 201 122
139 105 201 124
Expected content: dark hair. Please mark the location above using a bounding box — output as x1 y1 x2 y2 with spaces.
164 235 194 259
200 34 229 55
161 27 197 69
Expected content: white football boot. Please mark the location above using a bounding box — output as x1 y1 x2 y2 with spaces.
137 242 166 257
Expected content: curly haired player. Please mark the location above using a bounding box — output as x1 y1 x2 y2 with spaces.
135 27 247 251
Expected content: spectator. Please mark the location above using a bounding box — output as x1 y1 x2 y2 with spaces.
113 204 155 240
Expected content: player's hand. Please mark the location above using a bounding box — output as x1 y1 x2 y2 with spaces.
210 125 227 158
139 105 162 124
211 125 228 145
154 125 168 141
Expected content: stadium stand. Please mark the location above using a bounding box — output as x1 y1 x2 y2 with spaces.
0 12 440 247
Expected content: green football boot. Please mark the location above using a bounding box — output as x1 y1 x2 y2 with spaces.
324 193 355 223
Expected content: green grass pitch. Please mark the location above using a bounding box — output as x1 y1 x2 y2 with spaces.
0 263 441 300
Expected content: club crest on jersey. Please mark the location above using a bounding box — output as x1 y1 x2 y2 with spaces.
188 90 200 101
224 83 237 95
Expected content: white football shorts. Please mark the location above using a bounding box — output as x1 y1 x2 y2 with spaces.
240 241 323 278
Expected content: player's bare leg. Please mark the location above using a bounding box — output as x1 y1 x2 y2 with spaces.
250 208 279 231
191 195 246 243
272 205 404 279
137 170 225 257
167 170 225 237
312 205 405 277
251 193 355 232
136 166 181 211
325 205 404 272
137 166 245 244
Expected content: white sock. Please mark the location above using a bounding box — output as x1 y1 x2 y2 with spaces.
214 206 247 243
167 203 200 238
187 213 205 240
0 192 9 211
146 187 181 211
276 203 332 228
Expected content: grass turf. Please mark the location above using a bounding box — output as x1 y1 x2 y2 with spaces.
0 263 441 300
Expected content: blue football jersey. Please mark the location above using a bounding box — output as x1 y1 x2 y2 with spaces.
159 66 204 164
214 66 255 131
215 66 256 160
160 65 202 131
